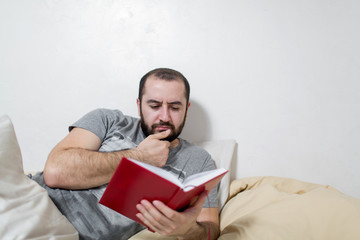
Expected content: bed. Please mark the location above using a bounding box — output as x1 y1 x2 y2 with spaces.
1 115 360 240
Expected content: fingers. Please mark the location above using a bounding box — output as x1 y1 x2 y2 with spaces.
136 130 171 166
149 129 171 140
152 191 209 235
152 200 175 220
136 201 157 231
136 200 174 233
136 191 209 234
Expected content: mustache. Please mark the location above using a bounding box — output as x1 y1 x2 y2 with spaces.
151 121 175 130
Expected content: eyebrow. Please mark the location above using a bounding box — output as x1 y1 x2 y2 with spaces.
146 99 183 106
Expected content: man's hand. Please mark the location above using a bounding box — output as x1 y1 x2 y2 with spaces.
135 191 209 237
135 130 171 167
44 128 172 189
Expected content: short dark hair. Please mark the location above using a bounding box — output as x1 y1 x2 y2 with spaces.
138 68 190 104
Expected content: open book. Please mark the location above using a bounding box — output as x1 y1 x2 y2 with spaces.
99 157 228 226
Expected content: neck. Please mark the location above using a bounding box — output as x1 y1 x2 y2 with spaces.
169 138 180 148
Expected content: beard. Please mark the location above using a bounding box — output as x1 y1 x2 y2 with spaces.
140 113 187 142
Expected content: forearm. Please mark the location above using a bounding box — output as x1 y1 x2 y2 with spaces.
44 147 141 189
43 127 171 189
177 221 220 240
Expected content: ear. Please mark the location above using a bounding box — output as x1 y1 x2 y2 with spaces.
137 98 141 116
187 101 191 111
184 101 191 119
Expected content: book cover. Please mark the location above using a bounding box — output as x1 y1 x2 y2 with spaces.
99 157 228 225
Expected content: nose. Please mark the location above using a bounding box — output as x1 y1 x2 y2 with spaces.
159 106 170 122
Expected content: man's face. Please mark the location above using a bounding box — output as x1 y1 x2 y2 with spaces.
137 76 190 142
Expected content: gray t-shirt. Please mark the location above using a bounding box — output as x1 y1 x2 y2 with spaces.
33 109 218 240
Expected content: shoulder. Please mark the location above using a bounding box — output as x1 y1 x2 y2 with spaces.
178 139 217 172
179 139 214 166
70 109 140 140
81 108 138 124
84 108 140 130
180 139 211 155
86 108 124 119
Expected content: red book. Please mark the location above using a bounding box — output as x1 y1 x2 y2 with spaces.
99 157 228 226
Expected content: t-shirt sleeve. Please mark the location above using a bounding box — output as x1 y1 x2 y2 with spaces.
201 156 220 209
69 109 123 142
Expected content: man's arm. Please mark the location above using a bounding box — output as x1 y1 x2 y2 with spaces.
185 207 220 240
136 191 220 240
43 127 171 189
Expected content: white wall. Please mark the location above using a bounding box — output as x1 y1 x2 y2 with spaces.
1 0 359 198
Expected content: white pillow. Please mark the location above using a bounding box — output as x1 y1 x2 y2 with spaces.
195 139 236 211
0 115 79 240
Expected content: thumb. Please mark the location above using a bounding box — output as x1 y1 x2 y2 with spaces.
150 129 171 140
186 190 209 212
194 190 208 206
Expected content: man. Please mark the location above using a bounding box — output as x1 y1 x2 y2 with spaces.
32 68 220 239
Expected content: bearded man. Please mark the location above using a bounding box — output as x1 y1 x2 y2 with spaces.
32 68 220 240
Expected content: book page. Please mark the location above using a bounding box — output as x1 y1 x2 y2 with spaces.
129 158 183 187
182 168 227 191
128 158 227 192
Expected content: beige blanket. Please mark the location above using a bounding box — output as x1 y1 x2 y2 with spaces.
219 176 360 240
130 176 360 239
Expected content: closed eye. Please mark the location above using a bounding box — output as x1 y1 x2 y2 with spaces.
171 106 180 111
169 101 183 111
150 105 161 110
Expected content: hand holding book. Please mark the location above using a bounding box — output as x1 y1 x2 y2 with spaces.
135 189 209 234
99 157 228 226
